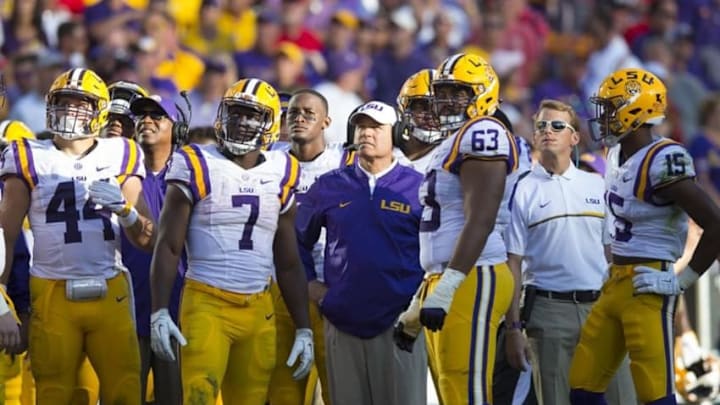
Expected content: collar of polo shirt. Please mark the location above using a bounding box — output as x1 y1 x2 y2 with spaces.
535 161 580 180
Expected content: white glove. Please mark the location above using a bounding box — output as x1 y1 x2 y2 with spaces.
420 268 466 331
150 308 187 361
89 178 138 227
633 266 699 296
287 328 314 380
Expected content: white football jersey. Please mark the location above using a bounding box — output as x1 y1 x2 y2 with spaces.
419 117 520 272
402 149 435 175
167 144 300 294
295 147 351 282
605 137 695 261
0 137 145 279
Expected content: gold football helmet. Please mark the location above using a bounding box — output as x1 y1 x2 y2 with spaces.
215 78 280 155
397 69 445 144
108 80 149 115
0 120 35 150
590 68 667 147
433 53 500 131
46 68 110 140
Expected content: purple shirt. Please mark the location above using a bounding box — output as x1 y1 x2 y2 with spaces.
296 162 424 338
122 165 185 337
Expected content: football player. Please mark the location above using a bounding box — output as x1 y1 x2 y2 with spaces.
0 120 32 404
150 78 314 404
417 53 519 404
103 81 149 139
0 120 101 405
568 68 720 404
267 88 342 405
0 68 156 404
395 68 444 174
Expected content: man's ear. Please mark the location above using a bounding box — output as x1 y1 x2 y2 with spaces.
322 116 332 130
571 130 580 146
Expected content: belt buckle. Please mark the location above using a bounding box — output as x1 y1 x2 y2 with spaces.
572 291 580 304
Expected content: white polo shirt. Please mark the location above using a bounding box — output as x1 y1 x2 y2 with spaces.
506 163 608 291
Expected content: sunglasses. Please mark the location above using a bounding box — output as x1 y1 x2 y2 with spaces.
136 111 167 120
535 120 576 133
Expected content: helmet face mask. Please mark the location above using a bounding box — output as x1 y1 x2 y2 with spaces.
432 82 474 132
433 53 500 132
46 69 109 140
397 69 445 144
215 79 280 156
47 93 100 140
405 97 443 144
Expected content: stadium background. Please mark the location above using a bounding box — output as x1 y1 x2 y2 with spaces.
1 0 720 403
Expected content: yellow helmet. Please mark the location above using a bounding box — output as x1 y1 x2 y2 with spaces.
433 53 500 131
46 68 110 140
590 68 667 147
397 69 445 144
215 78 281 155
0 120 35 150
108 80 149 116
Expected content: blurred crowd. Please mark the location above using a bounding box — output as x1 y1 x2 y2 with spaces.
0 0 719 201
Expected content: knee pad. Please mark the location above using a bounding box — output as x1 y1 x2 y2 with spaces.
646 395 677 405
570 388 607 405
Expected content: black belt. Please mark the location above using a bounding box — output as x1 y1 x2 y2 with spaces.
535 289 601 303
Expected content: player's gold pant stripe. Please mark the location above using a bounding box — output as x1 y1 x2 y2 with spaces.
424 264 513 405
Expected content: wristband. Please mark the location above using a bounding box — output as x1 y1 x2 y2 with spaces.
678 266 700 291
118 207 139 228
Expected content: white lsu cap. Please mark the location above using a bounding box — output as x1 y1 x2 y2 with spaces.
350 101 398 125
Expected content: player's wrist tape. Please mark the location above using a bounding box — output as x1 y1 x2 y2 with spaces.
0 294 10 316
118 206 139 228
296 328 313 339
429 268 466 311
151 308 169 322
678 267 700 291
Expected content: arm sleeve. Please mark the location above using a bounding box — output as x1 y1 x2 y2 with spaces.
166 145 211 203
117 138 146 185
634 141 696 202
0 139 38 190
278 153 301 214
440 117 519 175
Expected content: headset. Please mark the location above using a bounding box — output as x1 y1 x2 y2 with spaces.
344 104 411 150
173 91 192 145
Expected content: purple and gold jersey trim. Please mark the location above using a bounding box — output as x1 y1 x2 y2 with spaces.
117 138 143 185
633 139 679 202
11 139 38 189
177 144 211 202
341 149 357 167
442 116 518 175
279 154 300 209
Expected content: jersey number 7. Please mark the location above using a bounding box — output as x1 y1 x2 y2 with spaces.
231 194 259 250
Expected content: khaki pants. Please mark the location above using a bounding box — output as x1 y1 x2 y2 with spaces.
526 295 636 405
324 320 426 405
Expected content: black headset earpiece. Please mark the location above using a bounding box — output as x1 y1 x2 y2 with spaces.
392 107 411 147
345 104 364 150
172 91 193 145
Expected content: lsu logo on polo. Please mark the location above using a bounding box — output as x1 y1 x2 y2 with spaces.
381 199 410 214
